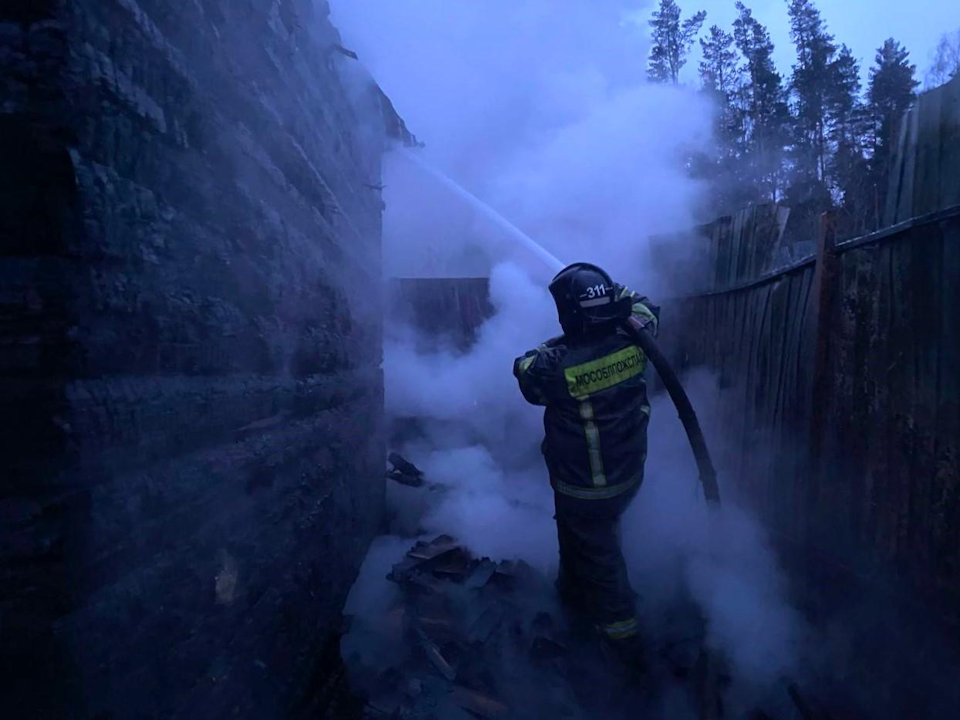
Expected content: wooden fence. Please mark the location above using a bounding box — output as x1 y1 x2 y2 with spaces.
668 76 960 624
651 203 796 295
885 73 960 225
389 277 492 349
672 202 960 608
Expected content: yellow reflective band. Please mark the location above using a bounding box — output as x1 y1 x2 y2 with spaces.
552 473 641 500
602 617 639 640
641 404 651 417
580 401 606 487
518 355 535 374
565 346 646 399
632 302 658 332
631 303 656 320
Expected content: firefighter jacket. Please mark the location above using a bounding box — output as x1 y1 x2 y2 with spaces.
513 288 660 501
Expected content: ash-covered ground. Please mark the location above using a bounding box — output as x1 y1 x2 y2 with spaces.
340 457 810 720
344 532 727 719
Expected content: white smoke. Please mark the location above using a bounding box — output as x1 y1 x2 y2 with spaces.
332 0 802 702
331 0 712 285
626 370 803 689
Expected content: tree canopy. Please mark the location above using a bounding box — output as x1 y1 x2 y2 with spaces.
652 0 926 231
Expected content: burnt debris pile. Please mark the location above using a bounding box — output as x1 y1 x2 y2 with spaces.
342 533 732 720
387 452 426 488
341 454 842 719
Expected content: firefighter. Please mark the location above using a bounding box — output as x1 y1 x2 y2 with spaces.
513 262 659 662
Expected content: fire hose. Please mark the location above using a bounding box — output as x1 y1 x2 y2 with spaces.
623 315 721 506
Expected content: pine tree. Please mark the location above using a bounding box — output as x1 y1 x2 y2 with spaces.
826 46 861 148
786 0 838 191
699 25 738 96
827 45 871 231
733 2 789 203
647 0 707 85
697 25 745 213
867 39 919 225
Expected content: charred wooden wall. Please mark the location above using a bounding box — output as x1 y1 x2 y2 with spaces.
1 1 386 717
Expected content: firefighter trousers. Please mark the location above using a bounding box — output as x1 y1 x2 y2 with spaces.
553 487 639 641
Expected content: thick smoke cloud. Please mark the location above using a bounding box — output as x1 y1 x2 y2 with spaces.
383 263 559 569
332 0 712 286
332 0 801 705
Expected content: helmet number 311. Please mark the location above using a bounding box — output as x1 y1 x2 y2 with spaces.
584 284 608 299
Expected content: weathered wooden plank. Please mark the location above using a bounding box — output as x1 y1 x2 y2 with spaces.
770 275 800 532
724 291 743 392
728 291 742 391
727 210 743 288
859 239 893 568
875 232 914 575
831 249 862 543
937 217 960 456
761 276 791 518
766 279 789 428
889 235 917 569
908 221 944 585
752 279 776 510
878 238 902 570
809 213 842 527
884 109 912 226
914 88 944 216
716 217 732 291
937 76 960 213
709 223 720 292
723 214 737 290
755 205 781 277
706 223 719 294
910 226 943 425
711 294 725 382
748 206 764 279
714 219 726 291
735 206 749 284
737 206 756 284
895 106 921 224
854 246 885 550
856 249 881 550
792 266 817 540
932 216 960 604
796 263 817 428
770 275 797 437
707 295 716 366
729 291 749 489
777 206 791 248
749 205 766 279
742 283 773 499
735 290 757 487
742 206 757 281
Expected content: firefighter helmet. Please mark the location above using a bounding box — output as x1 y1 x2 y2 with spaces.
548 262 631 336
